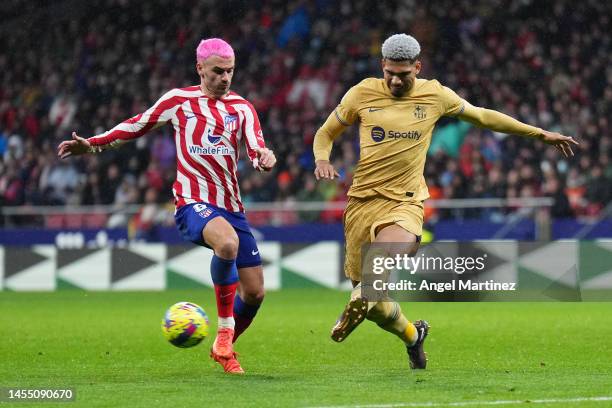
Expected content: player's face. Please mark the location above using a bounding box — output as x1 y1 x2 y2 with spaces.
197 55 235 98
382 59 421 97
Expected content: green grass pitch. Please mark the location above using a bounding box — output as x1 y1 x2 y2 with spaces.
1 289 611 407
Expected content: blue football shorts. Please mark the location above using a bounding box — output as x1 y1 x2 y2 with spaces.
174 202 262 269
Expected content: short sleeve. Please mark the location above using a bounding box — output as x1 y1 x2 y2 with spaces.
334 85 360 126
437 82 466 117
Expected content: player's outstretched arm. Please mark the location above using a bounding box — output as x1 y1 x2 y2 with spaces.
57 132 92 159
457 102 579 157
58 90 179 159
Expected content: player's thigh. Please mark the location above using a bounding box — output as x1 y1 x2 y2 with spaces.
374 223 420 256
202 216 239 255
343 198 374 281
371 201 423 256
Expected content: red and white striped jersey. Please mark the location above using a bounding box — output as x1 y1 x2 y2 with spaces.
88 86 266 212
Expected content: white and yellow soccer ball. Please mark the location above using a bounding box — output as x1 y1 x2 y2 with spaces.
161 302 210 348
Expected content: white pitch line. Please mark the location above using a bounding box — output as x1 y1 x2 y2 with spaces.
306 396 612 408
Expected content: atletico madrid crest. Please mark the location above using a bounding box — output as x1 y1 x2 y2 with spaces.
224 115 238 132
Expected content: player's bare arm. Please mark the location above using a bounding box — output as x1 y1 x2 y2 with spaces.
57 132 92 159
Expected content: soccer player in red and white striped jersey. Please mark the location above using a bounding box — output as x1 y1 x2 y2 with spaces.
58 38 276 374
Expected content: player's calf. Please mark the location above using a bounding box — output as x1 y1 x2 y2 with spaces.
210 255 240 357
233 293 263 343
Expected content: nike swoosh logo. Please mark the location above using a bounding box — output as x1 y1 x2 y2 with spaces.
185 114 195 119
251 250 259 256
220 293 232 299
368 108 383 112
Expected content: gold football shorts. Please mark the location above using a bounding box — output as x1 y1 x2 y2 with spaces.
343 195 424 281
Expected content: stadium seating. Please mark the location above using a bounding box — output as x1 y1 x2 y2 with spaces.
0 0 609 225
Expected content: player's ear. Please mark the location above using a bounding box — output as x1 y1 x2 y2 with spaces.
380 58 386 71
414 60 422 75
196 61 204 76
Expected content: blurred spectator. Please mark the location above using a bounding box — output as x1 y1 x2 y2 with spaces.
99 163 122 205
585 166 611 214
296 174 324 222
130 187 173 240
39 160 80 205
48 95 76 130
544 176 573 219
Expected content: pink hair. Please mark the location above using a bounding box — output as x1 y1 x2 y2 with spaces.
196 38 234 62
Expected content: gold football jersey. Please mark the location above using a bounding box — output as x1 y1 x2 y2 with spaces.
334 77 465 202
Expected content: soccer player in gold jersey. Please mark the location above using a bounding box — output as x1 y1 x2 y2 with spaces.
313 34 578 369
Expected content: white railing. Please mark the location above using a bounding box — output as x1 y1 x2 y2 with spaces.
0 197 553 215
0 197 554 238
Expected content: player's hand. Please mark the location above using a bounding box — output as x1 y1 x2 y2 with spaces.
254 147 276 172
540 130 579 158
314 160 339 180
57 132 91 159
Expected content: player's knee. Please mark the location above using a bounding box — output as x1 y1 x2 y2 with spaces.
404 241 420 257
242 288 265 305
215 236 239 259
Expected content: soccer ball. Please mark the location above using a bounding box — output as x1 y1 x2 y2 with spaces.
161 302 210 348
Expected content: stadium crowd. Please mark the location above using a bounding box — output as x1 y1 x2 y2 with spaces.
0 0 610 226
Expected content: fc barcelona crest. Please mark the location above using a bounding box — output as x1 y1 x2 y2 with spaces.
414 105 427 119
